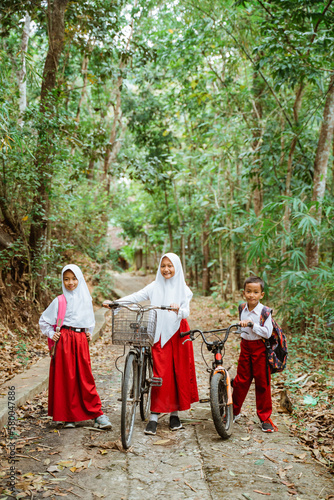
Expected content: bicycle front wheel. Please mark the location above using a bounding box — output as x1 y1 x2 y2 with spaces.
210 371 233 439
121 352 138 449
139 352 153 421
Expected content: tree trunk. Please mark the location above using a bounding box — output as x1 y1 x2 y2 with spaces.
202 211 210 295
103 71 123 192
18 12 31 125
70 52 89 156
230 239 237 297
87 156 95 181
306 75 334 268
226 168 238 295
283 83 304 244
218 238 226 300
251 67 265 217
172 180 186 272
103 9 135 192
29 0 69 258
164 188 173 251
40 0 68 107
188 235 194 287
332 137 334 197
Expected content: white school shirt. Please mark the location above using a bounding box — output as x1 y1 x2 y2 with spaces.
240 302 273 341
117 281 191 346
39 298 95 339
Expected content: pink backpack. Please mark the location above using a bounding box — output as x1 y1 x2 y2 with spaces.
47 294 67 352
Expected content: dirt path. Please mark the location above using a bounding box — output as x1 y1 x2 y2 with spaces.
110 271 154 299
1 278 333 499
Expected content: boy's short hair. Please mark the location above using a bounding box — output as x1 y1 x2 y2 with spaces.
243 276 265 291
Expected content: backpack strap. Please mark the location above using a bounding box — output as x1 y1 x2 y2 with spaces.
48 295 67 354
56 294 67 329
259 306 273 387
259 306 272 327
238 302 247 319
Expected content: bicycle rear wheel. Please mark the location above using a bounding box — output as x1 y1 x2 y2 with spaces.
139 352 153 421
210 371 233 439
121 352 138 449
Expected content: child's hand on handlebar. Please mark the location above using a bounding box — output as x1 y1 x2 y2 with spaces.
239 320 253 328
170 303 180 314
102 300 118 309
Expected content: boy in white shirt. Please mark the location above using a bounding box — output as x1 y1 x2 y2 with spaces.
232 276 278 432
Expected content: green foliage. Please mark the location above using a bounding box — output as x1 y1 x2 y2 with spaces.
0 0 334 346
91 266 116 302
278 265 334 335
15 340 30 367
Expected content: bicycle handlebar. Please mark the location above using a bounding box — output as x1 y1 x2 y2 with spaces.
103 301 175 312
181 322 253 346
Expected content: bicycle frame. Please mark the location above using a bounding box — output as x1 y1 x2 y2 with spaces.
128 345 148 403
182 324 241 423
212 361 233 406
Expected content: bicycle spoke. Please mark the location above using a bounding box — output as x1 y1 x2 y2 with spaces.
121 353 138 449
140 352 153 421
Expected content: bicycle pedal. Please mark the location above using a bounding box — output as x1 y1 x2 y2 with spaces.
199 398 210 403
150 377 163 387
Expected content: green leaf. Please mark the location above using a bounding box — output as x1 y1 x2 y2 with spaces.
303 395 318 406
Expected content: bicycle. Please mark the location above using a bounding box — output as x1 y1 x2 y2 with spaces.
106 301 173 449
181 322 248 439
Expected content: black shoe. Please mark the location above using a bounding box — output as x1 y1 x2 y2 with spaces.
144 420 157 435
261 418 277 433
170 416 182 431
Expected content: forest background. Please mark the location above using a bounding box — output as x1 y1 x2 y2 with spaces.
0 0 334 352
0 0 334 472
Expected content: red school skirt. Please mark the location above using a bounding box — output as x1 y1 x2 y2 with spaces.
150 319 199 413
48 328 103 422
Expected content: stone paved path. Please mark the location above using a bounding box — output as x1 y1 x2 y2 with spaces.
2 319 333 500
1 274 333 499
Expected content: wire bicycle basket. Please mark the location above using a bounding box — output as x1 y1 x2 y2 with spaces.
111 306 157 346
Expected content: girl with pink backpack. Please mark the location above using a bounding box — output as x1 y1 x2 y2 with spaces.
39 264 111 430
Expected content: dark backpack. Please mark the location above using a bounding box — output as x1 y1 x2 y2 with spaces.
238 303 288 374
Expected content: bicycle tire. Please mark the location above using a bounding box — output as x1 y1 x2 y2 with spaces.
139 352 153 421
210 371 233 439
121 352 138 449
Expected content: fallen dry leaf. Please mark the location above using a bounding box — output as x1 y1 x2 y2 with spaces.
153 439 171 445
263 453 278 464
184 481 196 492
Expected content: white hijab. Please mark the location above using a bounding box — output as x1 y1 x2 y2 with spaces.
41 264 95 328
152 253 192 347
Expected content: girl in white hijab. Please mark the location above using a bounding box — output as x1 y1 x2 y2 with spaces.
104 253 198 435
40 264 111 430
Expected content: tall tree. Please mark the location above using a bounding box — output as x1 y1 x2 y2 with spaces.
29 0 69 260
306 75 334 268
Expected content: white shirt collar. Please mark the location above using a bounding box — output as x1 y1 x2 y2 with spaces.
244 302 263 316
